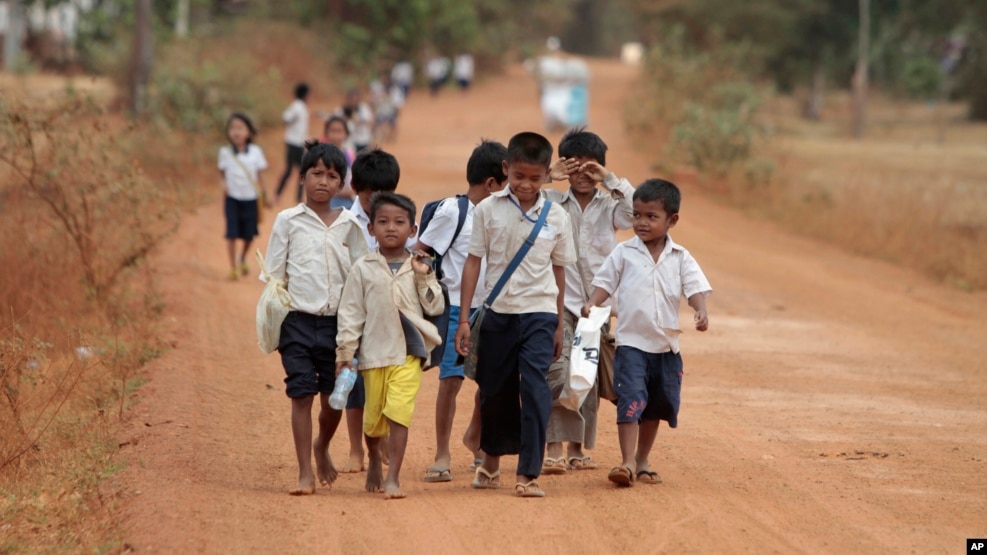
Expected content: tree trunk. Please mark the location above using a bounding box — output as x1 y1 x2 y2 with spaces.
851 0 870 139
130 0 153 116
803 64 825 120
2 0 23 72
175 0 190 38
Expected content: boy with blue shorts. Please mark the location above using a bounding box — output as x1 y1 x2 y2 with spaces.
263 140 368 495
336 192 445 499
455 132 576 498
583 178 711 487
415 139 508 482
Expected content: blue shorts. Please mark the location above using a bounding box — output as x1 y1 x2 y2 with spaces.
224 196 258 240
438 305 475 379
278 312 338 399
614 346 683 427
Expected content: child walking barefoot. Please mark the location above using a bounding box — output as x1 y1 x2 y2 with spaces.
336 192 445 498
263 140 368 494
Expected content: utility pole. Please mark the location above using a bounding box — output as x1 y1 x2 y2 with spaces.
2 0 23 72
130 0 153 116
175 0 190 38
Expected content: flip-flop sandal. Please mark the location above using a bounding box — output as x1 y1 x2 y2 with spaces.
567 456 599 470
636 469 662 484
542 457 567 475
515 480 546 498
424 466 452 483
471 466 501 489
607 466 634 487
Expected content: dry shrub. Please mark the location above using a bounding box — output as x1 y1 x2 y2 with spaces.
0 92 182 552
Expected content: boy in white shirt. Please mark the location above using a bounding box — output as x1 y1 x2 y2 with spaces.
541 127 635 475
262 140 368 495
583 178 711 487
275 83 311 204
455 132 576 498
415 140 508 483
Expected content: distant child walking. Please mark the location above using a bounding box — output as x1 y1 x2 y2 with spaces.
582 178 711 487
336 192 445 499
454 132 576 498
541 127 635 474
262 140 369 495
218 112 269 280
275 82 311 204
321 115 356 209
415 139 508 483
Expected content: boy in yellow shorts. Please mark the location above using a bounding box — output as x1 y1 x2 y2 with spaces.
336 192 445 498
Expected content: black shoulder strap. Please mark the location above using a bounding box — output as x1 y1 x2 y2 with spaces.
449 195 469 247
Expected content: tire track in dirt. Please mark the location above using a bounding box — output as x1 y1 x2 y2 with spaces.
113 59 987 553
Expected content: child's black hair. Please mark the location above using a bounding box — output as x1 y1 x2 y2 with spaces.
558 126 607 166
506 132 553 167
466 139 508 185
226 112 257 153
633 178 681 215
369 191 417 225
351 149 400 193
323 115 350 138
294 82 310 100
300 139 349 181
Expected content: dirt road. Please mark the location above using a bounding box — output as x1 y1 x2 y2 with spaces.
115 60 987 554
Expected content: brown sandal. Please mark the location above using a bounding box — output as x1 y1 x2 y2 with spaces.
607 466 634 487
515 480 546 497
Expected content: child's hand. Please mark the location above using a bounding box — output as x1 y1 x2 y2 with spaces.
694 309 709 332
553 324 564 361
581 304 593 318
454 321 471 356
577 161 609 183
411 250 433 275
335 361 350 376
549 157 579 181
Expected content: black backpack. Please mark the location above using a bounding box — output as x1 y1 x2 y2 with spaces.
419 195 469 369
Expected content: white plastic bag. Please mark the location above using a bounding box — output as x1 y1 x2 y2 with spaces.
256 249 292 354
560 305 611 411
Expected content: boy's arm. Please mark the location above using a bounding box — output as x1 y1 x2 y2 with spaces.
582 287 612 318
688 293 709 331
262 214 289 282
582 247 621 316
603 172 636 230
335 265 368 363
453 254 482 356
553 264 566 361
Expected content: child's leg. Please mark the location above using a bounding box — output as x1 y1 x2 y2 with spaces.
341 371 367 472
384 420 409 498
313 392 342 487
289 395 316 495
226 239 238 277
545 311 577 469
239 237 253 276
617 422 639 472
461 388 483 464
635 419 660 473
515 313 557 488
431 376 462 473
609 346 649 486
475 311 522 460
365 434 384 493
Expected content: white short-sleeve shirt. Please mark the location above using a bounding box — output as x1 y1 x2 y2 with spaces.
218 144 268 201
418 197 487 309
282 99 309 147
592 235 712 354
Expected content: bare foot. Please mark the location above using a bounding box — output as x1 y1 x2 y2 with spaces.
380 435 390 466
338 452 365 474
365 450 384 493
383 481 406 499
289 479 316 496
314 442 338 487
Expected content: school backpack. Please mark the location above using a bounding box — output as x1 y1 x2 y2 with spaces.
418 194 468 369
418 195 469 280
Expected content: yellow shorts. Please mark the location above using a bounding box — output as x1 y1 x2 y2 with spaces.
362 356 423 438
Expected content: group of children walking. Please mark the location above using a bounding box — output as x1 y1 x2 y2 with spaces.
229 121 712 499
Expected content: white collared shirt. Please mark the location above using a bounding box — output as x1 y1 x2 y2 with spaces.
262 206 369 315
417 197 487 309
218 144 268 201
592 235 711 354
282 99 309 147
543 172 634 316
468 186 576 314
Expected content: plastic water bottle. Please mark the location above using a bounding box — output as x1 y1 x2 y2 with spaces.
329 367 357 410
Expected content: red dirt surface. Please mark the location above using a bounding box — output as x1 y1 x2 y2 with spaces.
114 60 987 554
